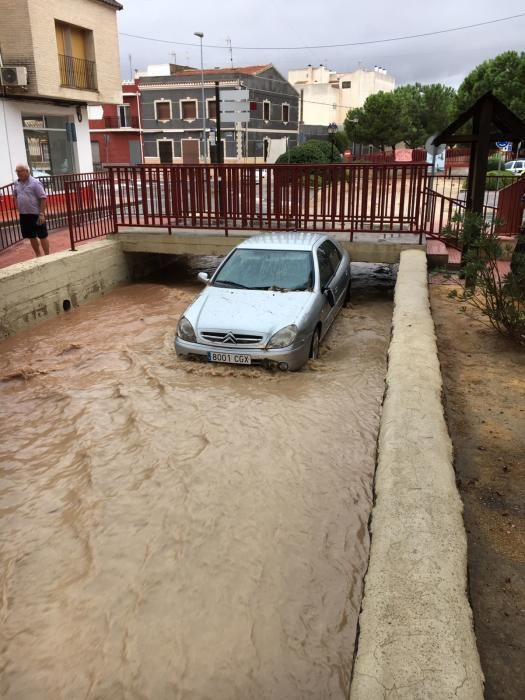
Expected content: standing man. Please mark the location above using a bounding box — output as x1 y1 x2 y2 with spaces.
13 164 49 257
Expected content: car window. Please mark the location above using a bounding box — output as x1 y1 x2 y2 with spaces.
317 242 336 288
213 249 314 291
325 240 342 272
505 162 514 170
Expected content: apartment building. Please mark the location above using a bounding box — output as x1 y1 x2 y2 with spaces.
88 78 142 167
0 0 123 185
89 63 299 166
288 64 395 127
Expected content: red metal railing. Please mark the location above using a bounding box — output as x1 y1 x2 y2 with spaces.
496 176 525 234
64 175 114 250
444 147 514 173
425 172 524 239
0 172 109 251
108 163 429 238
2 166 522 255
352 149 426 164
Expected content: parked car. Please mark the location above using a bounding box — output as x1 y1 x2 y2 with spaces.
175 232 351 371
504 160 525 175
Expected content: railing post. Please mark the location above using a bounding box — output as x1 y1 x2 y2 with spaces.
165 168 172 235
64 181 76 251
218 165 228 236
107 167 118 232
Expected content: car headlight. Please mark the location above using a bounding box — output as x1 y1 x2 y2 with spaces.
267 324 298 349
177 316 196 342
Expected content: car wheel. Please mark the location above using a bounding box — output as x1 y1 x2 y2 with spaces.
309 327 321 360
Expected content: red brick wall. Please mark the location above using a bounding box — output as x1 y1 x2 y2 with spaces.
90 132 140 165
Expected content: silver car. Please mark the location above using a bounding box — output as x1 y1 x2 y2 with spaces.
175 232 351 371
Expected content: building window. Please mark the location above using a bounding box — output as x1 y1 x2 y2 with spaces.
341 81 351 89
263 101 270 121
181 100 198 120
282 104 289 123
207 99 217 119
155 100 172 121
22 114 75 176
119 104 131 127
55 21 96 90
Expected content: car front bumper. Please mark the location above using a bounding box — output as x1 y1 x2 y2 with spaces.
175 336 311 371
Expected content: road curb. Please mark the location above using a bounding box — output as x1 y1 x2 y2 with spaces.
350 249 484 699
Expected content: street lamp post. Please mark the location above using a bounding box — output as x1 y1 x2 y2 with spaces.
327 122 338 163
194 31 207 164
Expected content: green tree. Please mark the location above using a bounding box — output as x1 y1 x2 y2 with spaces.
446 212 525 340
333 130 349 153
275 142 327 164
395 83 456 147
344 91 410 152
456 51 525 120
304 139 342 162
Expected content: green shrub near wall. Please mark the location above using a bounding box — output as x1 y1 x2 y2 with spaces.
485 170 516 190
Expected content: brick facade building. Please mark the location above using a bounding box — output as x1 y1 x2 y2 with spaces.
89 64 300 166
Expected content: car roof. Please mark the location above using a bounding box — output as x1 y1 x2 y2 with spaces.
237 232 330 251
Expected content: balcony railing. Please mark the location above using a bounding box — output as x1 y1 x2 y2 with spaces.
104 116 140 129
58 54 97 90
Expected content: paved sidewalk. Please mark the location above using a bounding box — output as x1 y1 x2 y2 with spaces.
0 227 93 269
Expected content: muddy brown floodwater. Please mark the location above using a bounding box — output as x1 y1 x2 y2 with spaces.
0 259 394 700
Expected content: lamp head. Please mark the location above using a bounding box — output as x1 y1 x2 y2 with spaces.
194 32 204 39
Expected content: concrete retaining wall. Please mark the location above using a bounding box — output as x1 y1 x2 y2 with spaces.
112 229 425 264
0 241 131 338
350 249 484 698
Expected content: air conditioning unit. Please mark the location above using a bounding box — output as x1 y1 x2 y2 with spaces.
0 66 28 87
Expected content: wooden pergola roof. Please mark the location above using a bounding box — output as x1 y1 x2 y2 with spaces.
431 92 525 214
432 92 525 147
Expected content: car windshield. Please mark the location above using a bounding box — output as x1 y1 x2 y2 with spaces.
213 249 314 291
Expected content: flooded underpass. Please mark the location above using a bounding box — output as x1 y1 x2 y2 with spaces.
0 258 395 700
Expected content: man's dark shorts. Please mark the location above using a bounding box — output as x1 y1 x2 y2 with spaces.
20 214 48 239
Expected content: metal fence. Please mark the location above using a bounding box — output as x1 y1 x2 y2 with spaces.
1 165 523 254
108 163 430 238
58 54 97 90
0 172 110 252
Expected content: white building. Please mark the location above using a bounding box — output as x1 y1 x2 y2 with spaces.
288 64 395 127
0 0 123 186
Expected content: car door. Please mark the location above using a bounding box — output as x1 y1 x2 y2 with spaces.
316 242 336 331
325 240 348 307
316 240 347 331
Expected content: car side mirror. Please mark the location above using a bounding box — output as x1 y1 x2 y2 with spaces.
197 272 209 284
324 287 336 307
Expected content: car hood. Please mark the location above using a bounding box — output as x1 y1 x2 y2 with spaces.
186 286 314 334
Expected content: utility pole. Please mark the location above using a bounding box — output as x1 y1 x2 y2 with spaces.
193 32 207 163
215 81 223 164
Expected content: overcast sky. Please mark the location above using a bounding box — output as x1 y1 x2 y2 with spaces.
116 0 525 88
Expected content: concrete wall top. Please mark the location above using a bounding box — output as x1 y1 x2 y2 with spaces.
111 229 425 264
350 249 484 698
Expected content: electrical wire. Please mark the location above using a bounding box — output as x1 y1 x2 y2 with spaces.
119 12 525 50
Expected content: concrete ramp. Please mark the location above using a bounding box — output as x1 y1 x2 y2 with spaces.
350 250 484 699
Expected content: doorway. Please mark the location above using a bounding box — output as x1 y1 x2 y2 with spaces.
129 140 141 165
158 140 173 164
182 139 200 164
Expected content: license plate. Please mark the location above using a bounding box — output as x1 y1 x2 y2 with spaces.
207 351 252 365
